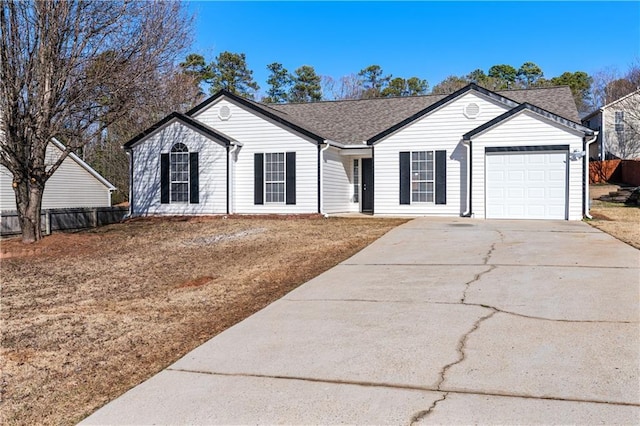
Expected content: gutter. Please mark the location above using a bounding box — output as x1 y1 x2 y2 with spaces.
319 141 332 217
461 139 472 217
584 131 599 219
124 149 133 218
227 142 241 214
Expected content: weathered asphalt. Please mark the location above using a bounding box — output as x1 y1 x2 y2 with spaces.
81 218 640 425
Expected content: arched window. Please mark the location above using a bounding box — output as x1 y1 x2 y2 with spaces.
170 143 189 203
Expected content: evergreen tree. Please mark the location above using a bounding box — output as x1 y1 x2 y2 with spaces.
179 53 212 96
381 77 428 97
358 65 391 98
406 77 429 95
517 62 544 87
550 71 593 113
264 62 293 103
289 65 322 102
209 51 259 98
488 64 518 89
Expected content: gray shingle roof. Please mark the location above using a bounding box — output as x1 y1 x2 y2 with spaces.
499 86 580 122
263 85 580 144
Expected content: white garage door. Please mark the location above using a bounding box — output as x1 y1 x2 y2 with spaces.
485 151 567 220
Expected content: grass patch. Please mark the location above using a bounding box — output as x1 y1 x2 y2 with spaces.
0 216 406 425
588 201 640 249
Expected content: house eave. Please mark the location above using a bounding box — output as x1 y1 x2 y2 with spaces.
463 103 595 141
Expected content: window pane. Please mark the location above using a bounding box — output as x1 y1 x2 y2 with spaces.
265 152 285 203
410 150 435 203
170 144 189 203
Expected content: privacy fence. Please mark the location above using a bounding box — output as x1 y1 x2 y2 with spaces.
0 206 128 237
589 160 640 186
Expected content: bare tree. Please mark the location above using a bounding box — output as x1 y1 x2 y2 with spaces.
322 74 364 100
590 62 640 109
0 1 192 242
84 68 203 204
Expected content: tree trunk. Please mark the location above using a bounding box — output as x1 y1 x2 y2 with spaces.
14 179 44 243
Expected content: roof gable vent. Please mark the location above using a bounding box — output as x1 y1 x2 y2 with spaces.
463 102 481 119
218 105 232 121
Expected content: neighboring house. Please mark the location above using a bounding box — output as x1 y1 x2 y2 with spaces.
124 83 596 221
582 89 640 160
0 138 116 211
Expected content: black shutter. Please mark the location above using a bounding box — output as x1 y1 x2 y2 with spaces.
189 152 199 204
399 151 410 205
160 153 169 204
286 152 296 205
254 153 264 205
435 150 447 205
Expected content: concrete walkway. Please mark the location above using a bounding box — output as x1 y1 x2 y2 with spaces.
81 218 640 425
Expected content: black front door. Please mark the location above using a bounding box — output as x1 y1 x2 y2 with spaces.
361 158 373 213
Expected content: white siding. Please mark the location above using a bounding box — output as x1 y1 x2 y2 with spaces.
602 92 640 159
321 147 358 213
374 92 510 216
0 144 112 211
131 120 227 215
471 110 585 220
194 99 318 214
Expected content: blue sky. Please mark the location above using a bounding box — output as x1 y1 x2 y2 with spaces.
187 1 640 97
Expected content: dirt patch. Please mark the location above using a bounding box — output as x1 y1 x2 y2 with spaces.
589 183 620 201
176 276 215 289
0 216 407 425
588 201 640 249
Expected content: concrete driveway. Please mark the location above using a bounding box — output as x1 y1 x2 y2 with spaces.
82 218 640 425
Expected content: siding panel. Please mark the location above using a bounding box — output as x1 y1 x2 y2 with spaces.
471 111 584 220
194 99 318 214
0 143 112 211
374 92 510 216
131 120 227 215
322 147 357 213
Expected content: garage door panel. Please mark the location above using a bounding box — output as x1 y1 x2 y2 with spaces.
527 170 545 181
485 151 567 220
508 170 525 181
528 188 545 198
507 188 525 199
528 155 545 164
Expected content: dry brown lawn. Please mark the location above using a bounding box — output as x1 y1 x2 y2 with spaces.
0 216 406 425
589 201 640 249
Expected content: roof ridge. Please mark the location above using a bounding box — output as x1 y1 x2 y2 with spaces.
273 93 445 106
497 85 571 92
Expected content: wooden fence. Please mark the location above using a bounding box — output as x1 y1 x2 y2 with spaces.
0 206 128 237
589 160 640 186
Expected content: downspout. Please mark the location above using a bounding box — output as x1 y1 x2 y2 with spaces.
599 108 605 160
584 132 599 219
228 143 240 215
125 149 133 218
319 141 331 217
461 139 472 217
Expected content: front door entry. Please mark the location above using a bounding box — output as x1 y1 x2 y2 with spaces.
361 158 373 213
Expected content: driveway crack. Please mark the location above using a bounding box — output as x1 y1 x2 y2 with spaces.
435 310 497 390
460 265 496 303
409 392 448 425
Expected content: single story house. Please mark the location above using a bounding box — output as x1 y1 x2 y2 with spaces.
0 138 116 211
124 83 596 220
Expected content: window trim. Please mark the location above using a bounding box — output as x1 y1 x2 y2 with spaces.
170 143 189 203
353 159 360 203
614 111 625 133
264 152 286 204
411 150 435 203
